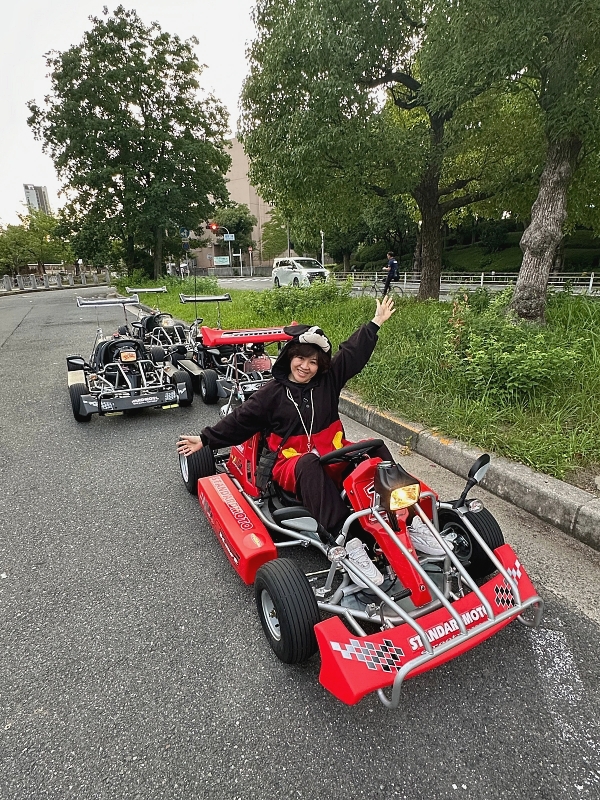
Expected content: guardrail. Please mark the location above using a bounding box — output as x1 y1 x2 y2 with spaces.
2 269 111 293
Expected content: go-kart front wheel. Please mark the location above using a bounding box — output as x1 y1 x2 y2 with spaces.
199 369 219 404
180 447 216 495
438 507 504 580
69 383 92 422
254 559 320 664
172 370 193 407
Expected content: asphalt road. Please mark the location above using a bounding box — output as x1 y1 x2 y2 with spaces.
1 287 599 800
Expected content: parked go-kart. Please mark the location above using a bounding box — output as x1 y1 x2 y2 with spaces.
173 293 292 409
67 295 193 421
124 286 191 349
180 433 544 707
181 325 292 414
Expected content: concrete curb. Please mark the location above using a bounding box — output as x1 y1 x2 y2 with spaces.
340 390 600 552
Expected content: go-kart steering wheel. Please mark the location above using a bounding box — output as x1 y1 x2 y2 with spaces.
319 438 384 465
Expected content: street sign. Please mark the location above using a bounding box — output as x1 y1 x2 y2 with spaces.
248 246 253 252
223 233 235 242
182 242 190 251
214 256 230 266
179 227 190 238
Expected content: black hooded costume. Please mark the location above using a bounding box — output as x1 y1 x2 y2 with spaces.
198 320 389 534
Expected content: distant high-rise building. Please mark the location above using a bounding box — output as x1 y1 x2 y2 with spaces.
23 184 51 215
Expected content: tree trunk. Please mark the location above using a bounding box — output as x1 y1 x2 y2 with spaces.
509 135 582 323
417 204 444 299
342 251 350 272
126 234 135 275
412 113 446 300
153 226 164 280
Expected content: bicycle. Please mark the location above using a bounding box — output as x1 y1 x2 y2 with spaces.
359 273 404 299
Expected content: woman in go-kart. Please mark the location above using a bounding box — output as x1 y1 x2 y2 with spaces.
178 295 443 579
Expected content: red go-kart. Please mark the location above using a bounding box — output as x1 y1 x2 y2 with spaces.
179 435 544 708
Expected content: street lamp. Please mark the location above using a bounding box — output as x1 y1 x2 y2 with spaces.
320 230 325 267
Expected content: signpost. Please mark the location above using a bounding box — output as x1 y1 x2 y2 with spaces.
214 256 230 266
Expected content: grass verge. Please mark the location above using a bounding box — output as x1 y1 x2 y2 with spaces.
116 276 600 490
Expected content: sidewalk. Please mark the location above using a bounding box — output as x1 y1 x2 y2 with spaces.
339 390 600 552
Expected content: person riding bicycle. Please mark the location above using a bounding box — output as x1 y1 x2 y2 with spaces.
382 251 399 296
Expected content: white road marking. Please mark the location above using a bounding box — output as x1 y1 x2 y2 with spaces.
531 629 600 795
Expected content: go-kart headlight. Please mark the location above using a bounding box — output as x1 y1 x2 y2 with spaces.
375 461 421 511
389 483 421 510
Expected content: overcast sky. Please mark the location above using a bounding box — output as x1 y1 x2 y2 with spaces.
1 1 256 226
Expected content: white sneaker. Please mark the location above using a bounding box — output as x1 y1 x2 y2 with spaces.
408 517 445 556
345 538 384 588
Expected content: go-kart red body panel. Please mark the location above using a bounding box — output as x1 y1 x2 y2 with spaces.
315 544 536 705
197 473 277 584
226 433 263 498
200 326 292 347
343 459 437 607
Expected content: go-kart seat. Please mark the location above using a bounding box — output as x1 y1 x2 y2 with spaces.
95 337 145 368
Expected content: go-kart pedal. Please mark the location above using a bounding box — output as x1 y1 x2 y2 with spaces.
271 507 325 542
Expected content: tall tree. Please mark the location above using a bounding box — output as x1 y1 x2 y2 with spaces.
0 210 72 274
240 0 531 299
423 0 600 322
27 5 231 278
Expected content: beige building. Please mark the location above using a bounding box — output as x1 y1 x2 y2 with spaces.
192 137 273 274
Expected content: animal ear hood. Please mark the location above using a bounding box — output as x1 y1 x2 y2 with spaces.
283 324 331 354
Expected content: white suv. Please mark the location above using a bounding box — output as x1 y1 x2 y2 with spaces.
272 257 329 287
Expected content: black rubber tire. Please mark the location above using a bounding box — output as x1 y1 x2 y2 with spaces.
292 278 300 287
199 369 219 404
172 370 193 406
437 507 505 580
69 383 92 422
274 277 280 288
254 559 320 664
180 447 216 495
150 346 166 363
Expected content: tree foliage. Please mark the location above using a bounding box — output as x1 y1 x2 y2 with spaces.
27 5 231 278
240 0 536 299
423 0 600 322
213 203 258 252
0 210 73 274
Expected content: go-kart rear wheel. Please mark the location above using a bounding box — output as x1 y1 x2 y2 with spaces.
172 370 193 406
254 559 320 664
199 369 219 404
69 383 92 422
437 507 504 580
180 447 216 495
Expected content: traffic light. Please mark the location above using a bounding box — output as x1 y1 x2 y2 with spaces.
208 222 219 233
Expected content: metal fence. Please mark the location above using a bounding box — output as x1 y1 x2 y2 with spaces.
334 270 600 295
2 269 111 293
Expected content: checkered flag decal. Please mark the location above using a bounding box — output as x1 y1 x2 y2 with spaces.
330 638 405 672
506 559 522 580
495 580 515 608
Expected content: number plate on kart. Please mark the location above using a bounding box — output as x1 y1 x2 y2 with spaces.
119 351 137 362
